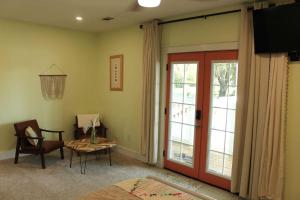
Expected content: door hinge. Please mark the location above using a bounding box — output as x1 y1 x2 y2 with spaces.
166 64 169 71
163 150 166 157
164 107 167 115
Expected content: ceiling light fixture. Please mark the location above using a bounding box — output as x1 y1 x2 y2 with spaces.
75 16 83 21
138 0 161 8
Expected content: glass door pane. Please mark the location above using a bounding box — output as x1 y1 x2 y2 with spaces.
168 62 198 167
206 61 238 179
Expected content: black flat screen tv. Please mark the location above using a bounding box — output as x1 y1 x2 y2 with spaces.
253 3 300 54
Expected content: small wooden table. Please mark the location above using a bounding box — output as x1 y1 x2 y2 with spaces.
65 138 116 174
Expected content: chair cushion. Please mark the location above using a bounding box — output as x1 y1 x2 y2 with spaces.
42 141 64 153
21 140 64 154
77 114 100 133
25 126 38 146
14 120 42 138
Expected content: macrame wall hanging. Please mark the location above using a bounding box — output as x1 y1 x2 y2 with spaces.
39 64 67 100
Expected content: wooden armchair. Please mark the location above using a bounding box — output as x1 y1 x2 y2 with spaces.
74 115 107 139
14 119 64 169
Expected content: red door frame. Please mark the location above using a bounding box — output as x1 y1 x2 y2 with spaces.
164 50 238 190
164 52 205 178
199 50 238 190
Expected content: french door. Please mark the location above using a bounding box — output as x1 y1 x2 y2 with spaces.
164 50 238 190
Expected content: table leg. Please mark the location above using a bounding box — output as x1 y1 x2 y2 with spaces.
69 150 73 168
80 153 82 174
95 151 100 160
84 154 87 174
108 148 112 166
80 153 88 174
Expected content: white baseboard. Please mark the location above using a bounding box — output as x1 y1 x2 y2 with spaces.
0 149 30 161
1 146 146 163
114 145 146 162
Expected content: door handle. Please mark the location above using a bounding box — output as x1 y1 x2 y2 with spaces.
196 110 201 120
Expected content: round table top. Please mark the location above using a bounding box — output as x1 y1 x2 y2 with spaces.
65 137 116 153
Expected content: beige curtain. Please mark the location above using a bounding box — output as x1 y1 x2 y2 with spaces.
141 20 161 164
231 7 289 200
40 75 66 100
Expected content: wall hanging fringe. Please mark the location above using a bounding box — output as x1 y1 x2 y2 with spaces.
39 64 67 100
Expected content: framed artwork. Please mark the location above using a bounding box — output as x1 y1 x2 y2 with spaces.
110 55 123 91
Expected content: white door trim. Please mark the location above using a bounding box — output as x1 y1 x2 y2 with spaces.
162 41 239 54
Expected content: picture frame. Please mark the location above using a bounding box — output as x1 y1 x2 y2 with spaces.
110 55 123 91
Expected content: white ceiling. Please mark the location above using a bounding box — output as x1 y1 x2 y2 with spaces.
0 0 250 32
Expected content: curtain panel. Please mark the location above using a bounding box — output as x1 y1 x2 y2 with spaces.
140 20 161 164
231 7 288 200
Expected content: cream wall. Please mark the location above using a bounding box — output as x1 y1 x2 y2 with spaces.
161 13 240 48
285 62 300 200
0 19 100 152
96 26 143 153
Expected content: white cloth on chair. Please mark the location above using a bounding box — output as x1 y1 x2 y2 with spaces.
77 114 100 134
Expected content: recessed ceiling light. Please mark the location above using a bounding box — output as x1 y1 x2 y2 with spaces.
138 0 161 8
75 16 83 21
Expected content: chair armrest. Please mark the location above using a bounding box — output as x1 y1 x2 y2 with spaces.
15 134 44 140
40 129 64 133
40 129 64 141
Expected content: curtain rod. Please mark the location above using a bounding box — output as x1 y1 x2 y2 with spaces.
139 7 254 29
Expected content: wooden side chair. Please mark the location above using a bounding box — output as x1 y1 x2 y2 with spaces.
14 119 64 169
74 114 107 139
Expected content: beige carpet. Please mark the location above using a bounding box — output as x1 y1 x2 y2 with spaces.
0 149 239 200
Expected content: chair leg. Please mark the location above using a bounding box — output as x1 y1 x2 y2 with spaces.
14 139 20 164
41 153 46 169
60 147 64 160
14 148 20 164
